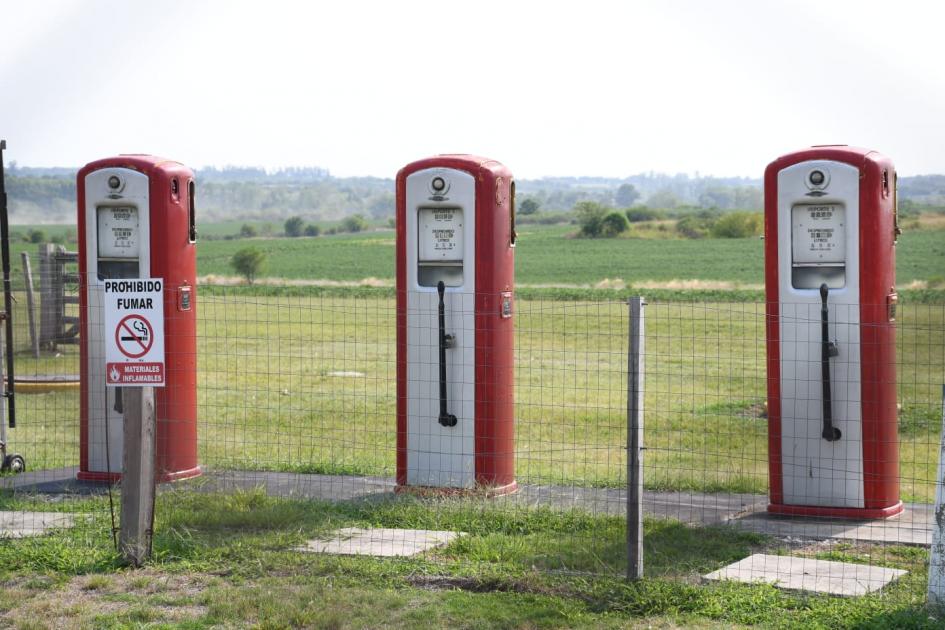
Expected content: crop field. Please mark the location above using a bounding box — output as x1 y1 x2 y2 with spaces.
190 224 945 289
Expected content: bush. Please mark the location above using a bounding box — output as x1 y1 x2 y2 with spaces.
304 224 321 237
675 212 719 239
340 214 369 233
600 211 629 237
239 224 258 238
28 229 46 244
625 207 664 223
574 201 610 237
710 211 762 238
284 216 305 237
230 247 267 285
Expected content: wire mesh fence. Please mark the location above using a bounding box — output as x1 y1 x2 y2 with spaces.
0 273 943 595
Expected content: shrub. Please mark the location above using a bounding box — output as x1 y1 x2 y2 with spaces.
625 207 664 223
284 216 305 237
574 201 610 237
710 211 763 238
230 247 267 285
28 229 46 244
600 211 630 237
340 214 369 233
304 224 321 237
239 224 258 238
675 212 719 239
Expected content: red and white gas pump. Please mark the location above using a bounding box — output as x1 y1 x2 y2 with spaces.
396 155 516 494
77 155 200 482
765 145 901 518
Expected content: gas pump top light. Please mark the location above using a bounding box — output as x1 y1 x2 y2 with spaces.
806 168 829 190
430 176 449 195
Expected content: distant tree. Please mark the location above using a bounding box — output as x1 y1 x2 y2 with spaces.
230 247 267 285
625 207 663 223
574 201 611 237
239 224 257 238
304 224 321 237
646 189 681 209
615 183 640 208
260 222 274 236
340 214 369 233
600 211 630 237
28 229 46 244
519 197 541 215
284 216 305 237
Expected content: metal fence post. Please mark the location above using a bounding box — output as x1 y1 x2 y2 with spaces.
929 384 945 605
627 296 645 580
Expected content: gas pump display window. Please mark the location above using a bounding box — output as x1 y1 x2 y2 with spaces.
791 204 846 265
97 207 140 258
418 207 464 261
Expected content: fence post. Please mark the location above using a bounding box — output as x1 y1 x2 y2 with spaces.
38 243 56 349
627 296 645 580
21 252 39 358
120 386 156 567
929 385 945 605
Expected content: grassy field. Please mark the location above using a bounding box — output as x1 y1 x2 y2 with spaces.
10 294 943 502
0 489 937 628
188 224 945 288
10 222 945 289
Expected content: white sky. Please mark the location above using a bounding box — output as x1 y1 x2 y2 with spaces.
2 0 943 178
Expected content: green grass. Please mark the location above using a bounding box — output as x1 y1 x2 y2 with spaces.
0 488 938 628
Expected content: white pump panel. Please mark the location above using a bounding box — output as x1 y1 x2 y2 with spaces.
84 168 152 474
777 160 863 508
405 168 476 488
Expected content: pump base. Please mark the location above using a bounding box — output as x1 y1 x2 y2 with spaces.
767 500 903 520
396 480 518 498
77 465 202 484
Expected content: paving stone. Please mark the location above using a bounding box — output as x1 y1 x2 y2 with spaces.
0 511 75 537
296 527 464 557
704 553 907 596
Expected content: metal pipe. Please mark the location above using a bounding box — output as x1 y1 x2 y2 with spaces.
0 141 15 428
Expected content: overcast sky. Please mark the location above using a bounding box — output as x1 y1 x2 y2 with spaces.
2 0 943 178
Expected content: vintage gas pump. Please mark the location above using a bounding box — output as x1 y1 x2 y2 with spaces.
77 155 200 482
396 155 516 493
765 145 901 518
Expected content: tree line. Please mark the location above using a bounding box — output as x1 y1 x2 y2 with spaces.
6 164 943 224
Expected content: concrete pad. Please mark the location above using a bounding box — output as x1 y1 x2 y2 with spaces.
0 511 75 537
704 553 906 596
296 527 464 557
729 505 933 546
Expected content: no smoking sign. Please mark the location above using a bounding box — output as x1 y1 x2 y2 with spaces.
104 278 165 386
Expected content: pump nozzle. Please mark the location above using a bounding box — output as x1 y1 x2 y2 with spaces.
819 283 841 442
436 281 457 428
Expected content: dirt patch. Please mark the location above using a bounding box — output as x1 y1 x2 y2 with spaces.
0 570 210 629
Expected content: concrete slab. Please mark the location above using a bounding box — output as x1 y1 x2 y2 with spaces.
296 527 464 557
728 505 934 546
0 511 75 537
704 553 907 596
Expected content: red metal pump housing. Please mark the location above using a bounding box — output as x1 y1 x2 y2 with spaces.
396 155 516 493
765 145 900 518
77 155 200 482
